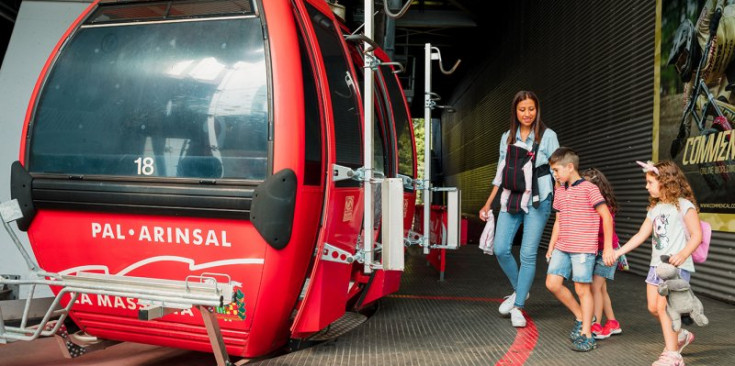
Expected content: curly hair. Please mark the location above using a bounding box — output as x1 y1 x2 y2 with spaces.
582 168 618 214
647 161 698 211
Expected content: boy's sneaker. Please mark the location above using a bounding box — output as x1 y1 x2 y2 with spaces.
498 292 530 316
594 320 622 340
569 319 583 341
678 329 694 353
570 335 597 352
652 351 685 366
509 307 526 328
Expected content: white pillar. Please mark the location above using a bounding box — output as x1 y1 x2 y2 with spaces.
422 43 432 254
363 0 375 273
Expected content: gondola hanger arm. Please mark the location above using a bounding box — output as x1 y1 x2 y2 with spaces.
344 35 405 73
345 34 379 53
431 47 461 75
381 61 405 74
383 0 412 19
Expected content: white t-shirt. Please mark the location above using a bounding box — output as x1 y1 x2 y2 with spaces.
646 198 696 272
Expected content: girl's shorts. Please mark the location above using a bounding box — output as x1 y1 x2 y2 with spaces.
593 252 616 280
645 266 691 286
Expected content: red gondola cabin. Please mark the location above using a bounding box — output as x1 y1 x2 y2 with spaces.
11 0 417 357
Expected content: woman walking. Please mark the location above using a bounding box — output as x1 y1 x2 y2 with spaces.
479 90 559 327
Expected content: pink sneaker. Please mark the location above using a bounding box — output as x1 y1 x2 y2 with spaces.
593 320 622 340
678 329 694 353
652 351 684 366
591 323 603 338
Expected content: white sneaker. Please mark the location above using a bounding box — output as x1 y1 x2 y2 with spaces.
510 307 527 328
499 293 517 316
499 292 530 316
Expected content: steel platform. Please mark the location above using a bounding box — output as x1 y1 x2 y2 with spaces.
1 244 734 365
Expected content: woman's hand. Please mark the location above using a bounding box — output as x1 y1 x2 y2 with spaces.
479 205 490 221
480 187 499 222
545 249 553 263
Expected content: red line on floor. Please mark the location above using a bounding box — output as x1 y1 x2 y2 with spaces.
388 294 538 366
495 310 537 366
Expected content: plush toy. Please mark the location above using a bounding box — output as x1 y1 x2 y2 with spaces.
656 255 709 331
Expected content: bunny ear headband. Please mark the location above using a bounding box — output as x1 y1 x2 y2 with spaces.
636 160 659 175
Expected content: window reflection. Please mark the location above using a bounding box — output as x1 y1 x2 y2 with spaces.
30 18 269 181
380 68 414 178
306 4 362 168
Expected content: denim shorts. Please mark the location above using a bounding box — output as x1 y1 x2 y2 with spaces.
593 252 616 280
645 266 691 286
547 249 596 283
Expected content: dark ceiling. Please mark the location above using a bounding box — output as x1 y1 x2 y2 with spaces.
0 0 502 115
337 0 505 115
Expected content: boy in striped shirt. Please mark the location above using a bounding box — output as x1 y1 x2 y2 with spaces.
544 147 615 352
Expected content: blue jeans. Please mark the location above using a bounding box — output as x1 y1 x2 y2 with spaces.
494 197 552 308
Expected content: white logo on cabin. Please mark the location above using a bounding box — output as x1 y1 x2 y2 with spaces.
91 223 232 247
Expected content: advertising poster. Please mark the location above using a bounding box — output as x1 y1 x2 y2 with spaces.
657 0 735 231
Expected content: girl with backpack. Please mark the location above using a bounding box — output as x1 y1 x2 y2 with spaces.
613 160 704 366
478 90 559 328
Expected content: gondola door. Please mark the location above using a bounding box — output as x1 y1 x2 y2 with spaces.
290 0 365 336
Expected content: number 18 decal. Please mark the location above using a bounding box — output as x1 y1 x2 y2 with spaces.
134 157 155 175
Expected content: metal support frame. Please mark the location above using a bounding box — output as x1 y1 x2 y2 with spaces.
366 43 461 253
356 0 414 274
363 0 375 274
420 44 461 255
200 305 231 366
422 43 433 255
0 200 236 366
52 321 119 359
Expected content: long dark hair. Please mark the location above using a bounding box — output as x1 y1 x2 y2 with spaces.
582 168 619 214
507 90 546 145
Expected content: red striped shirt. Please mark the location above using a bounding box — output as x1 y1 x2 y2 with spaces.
553 179 606 253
